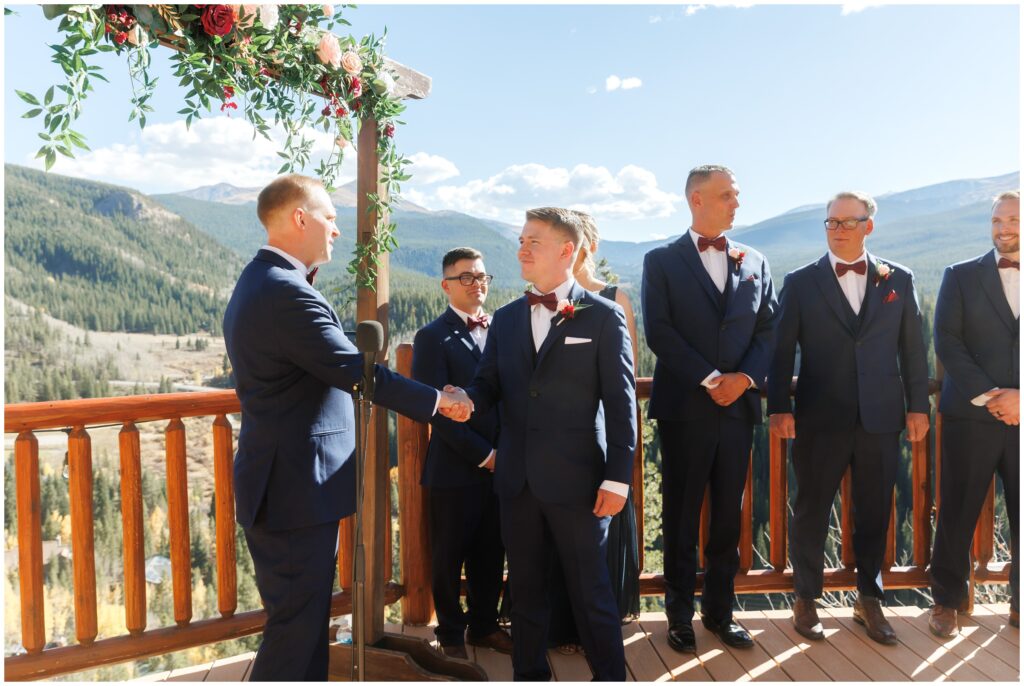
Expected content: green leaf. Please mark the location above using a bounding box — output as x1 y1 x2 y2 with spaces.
15 90 40 106
44 86 55 105
44 150 57 170
22 108 43 119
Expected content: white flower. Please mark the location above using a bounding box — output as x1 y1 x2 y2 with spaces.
876 262 891 278
556 299 570 312
379 70 396 96
259 4 279 27
728 247 742 260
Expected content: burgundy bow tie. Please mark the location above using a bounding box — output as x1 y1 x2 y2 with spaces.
305 267 318 285
835 260 866 277
525 290 559 311
467 314 490 331
697 235 727 252
998 257 1020 271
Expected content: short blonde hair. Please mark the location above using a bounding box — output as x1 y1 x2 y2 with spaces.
525 207 585 258
827 190 877 218
257 174 325 227
571 210 600 274
993 190 1020 209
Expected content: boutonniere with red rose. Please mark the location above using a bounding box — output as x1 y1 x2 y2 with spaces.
556 298 591 324
873 261 892 287
728 246 746 272
883 289 899 304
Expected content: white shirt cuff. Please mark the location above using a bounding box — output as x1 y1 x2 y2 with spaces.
599 480 630 498
432 390 442 416
701 370 723 388
972 388 1000 406
479 450 495 468
741 373 756 390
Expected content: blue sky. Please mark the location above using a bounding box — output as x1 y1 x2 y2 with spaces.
3 2 1020 241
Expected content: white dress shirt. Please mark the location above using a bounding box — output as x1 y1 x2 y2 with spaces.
449 305 489 352
528 278 628 498
688 230 755 391
261 245 442 415
972 254 1020 406
829 250 868 316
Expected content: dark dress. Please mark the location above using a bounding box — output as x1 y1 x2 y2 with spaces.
546 285 642 646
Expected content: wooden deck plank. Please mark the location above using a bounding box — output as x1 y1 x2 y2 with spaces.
622 618 673 681
136 669 172 681
733 612 827 682
471 640 514 681
691 618 751 681
203 651 256 682
957 617 1020 669
547 648 594 681
892 606 1019 681
813 608 909 681
639 612 714 681
718 613 793 682
763 608 871 681
165 662 213 682
820 607 945 681
882 609 990 681
967 603 1018 647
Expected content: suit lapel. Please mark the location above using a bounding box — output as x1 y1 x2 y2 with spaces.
443 308 482 362
675 236 725 312
811 254 857 337
978 250 1018 333
724 240 743 313
518 296 536 367
534 282 585 371
859 253 885 332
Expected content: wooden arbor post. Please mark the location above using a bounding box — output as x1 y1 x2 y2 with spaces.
352 60 431 647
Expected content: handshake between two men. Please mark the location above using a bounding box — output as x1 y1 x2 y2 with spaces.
436 384 474 422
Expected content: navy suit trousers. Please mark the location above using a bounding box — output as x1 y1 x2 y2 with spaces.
500 486 625 681
931 418 1019 611
244 518 339 681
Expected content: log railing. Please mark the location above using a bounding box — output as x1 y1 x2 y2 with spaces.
4 364 1012 679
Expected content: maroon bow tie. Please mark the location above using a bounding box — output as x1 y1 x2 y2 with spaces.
467 314 490 331
998 257 1020 271
697 235 727 252
305 267 318 285
835 260 866 277
525 290 559 311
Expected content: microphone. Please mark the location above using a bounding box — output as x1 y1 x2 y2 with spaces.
355 320 384 402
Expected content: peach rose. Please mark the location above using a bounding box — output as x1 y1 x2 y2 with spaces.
340 50 362 75
316 33 342 69
323 5 335 18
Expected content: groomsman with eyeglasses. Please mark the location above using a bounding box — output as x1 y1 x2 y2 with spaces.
928 190 1020 637
412 247 512 659
768 191 930 646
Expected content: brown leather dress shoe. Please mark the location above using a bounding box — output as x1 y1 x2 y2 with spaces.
853 594 897 645
792 598 825 641
928 605 958 638
466 628 513 654
1010 608 1019 628
440 644 468 660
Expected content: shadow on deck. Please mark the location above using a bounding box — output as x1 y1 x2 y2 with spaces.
138 603 1018 682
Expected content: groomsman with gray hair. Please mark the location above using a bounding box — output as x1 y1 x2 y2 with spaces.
928 190 1020 637
768 190 930 645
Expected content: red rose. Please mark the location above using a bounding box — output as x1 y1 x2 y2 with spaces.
321 105 332 116
201 5 235 37
351 98 362 111
349 76 362 98
335 106 348 117
220 101 238 111
383 123 395 138
223 85 235 99
113 31 128 45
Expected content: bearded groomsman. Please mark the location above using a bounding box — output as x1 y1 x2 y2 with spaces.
412 247 511 658
642 165 778 653
768 190 930 646
928 190 1020 637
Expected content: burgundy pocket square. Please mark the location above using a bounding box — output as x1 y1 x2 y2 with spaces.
883 290 899 303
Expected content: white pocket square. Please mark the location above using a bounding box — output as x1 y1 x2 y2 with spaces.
564 337 592 345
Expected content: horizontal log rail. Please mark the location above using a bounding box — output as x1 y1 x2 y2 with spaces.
3 370 1009 680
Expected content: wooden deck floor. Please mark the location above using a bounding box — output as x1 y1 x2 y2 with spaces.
138 603 1018 682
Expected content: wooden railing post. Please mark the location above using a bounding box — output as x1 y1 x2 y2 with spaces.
213 415 237 618
118 422 146 634
15 431 45 653
395 344 434 625
884 491 897 571
633 406 645 572
68 426 98 645
840 469 855 568
972 479 996 581
911 429 932 567
165 418 192 627
739 452 754 573
768 434 788 571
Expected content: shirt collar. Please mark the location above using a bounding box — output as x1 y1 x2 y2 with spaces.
530 277 575 301
448 305 486 325
829 250 867 269
261 244 309 274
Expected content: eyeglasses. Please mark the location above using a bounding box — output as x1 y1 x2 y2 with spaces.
824 217 869 231
444 273 494 286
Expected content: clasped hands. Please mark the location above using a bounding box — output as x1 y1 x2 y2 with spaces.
706 372 750 406
438 384 474 422
986 388 1020 426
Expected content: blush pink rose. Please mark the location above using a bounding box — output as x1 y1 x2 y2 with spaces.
340 50 362 75
316 33 342 69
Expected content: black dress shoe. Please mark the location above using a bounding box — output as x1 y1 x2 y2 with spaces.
701 615 754 649
666 622 696 653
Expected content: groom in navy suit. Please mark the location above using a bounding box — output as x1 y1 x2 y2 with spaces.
642 164 778 653
768 191 930 646
223 174 472 681
928 190 1019 637
463 207 637 681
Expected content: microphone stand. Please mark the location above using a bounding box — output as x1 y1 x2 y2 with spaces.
351 380 372 682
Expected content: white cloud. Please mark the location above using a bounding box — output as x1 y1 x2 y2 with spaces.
420 162 681 224
406 152 460 184
649 15 662 23
650 233 668 240
685 5 706 16
36 116 357 192
606 75 642 92
586 86 598 95
841 2 882 15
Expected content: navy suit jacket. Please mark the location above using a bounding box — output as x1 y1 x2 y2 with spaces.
465 282 637 507
223 250 438 531
641 235 778 424
767 252 930 434
934 249 1020 421
412 308 499 489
